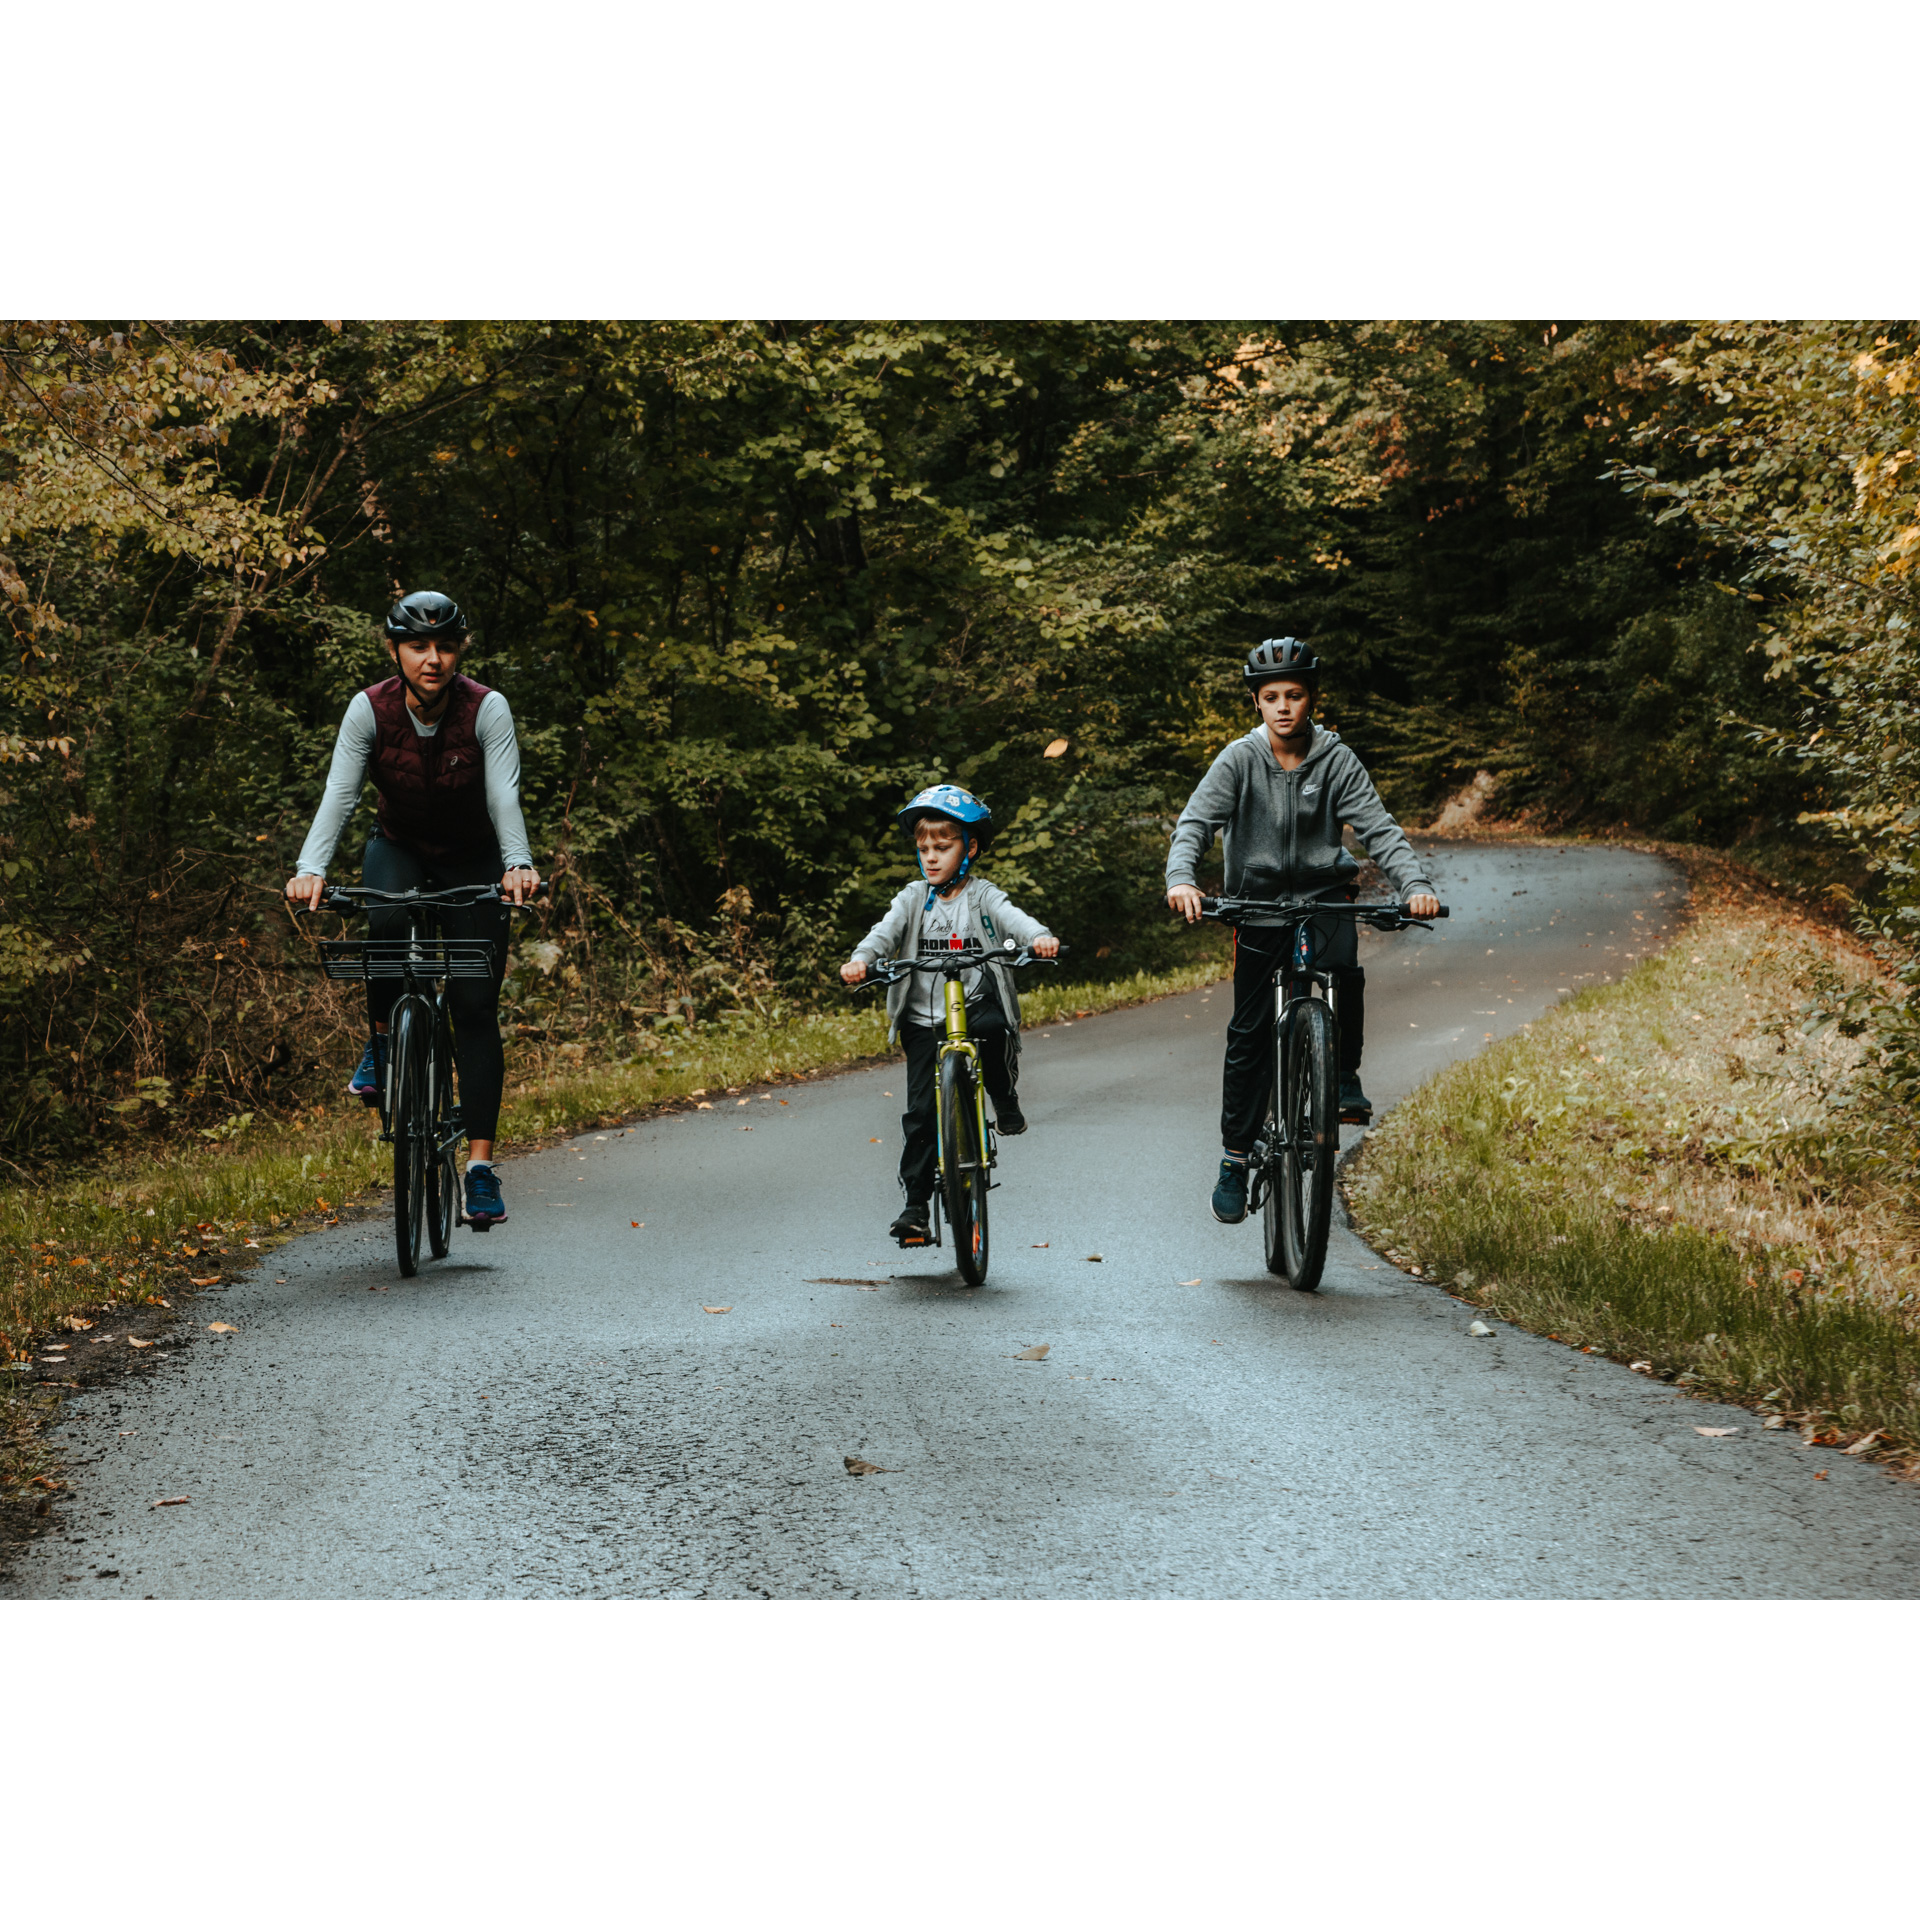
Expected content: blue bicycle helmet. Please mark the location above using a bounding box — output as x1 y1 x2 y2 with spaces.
897 784 993 895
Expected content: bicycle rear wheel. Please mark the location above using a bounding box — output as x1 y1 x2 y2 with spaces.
390 999 428 1277
940 1052 990 1287
1278 995 1339 1291
425 1005 458 1259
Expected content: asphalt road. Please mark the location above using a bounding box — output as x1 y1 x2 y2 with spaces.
15 843 1920 1598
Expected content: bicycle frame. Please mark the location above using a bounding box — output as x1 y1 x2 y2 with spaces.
1198 895 1450 1223
853 940 1055 1252
928 972 996 1251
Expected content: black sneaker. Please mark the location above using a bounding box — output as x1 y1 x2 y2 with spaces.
890 1202 931 1246
1211 1158 1249 1225
992 1094 1028 1136
1339 1072 1373 1124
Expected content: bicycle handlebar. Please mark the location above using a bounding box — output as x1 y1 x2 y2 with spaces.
850 943 1060 992
1198 895 1449 930
308 880 550 914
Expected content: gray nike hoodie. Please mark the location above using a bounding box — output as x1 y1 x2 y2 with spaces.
1165 723 1431 902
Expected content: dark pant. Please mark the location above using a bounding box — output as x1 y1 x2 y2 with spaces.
361 834 510 1143
1221 920 1364 1154
898 1002 1016 1205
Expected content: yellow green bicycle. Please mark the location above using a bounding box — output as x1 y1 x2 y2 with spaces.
855 941 1056 1286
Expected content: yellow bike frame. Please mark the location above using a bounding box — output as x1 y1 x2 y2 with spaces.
933 974 996 1226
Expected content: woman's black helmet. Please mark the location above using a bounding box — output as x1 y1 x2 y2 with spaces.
1243 636 1319 688
385 590 468 642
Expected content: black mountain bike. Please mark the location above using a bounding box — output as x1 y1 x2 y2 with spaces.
853 941 1057 1287
310 881 544 1277
1200 894 1448 1292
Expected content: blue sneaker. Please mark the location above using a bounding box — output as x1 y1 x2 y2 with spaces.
464 1163 507 1227
1211 1157 1249 1225
348 1037 387 1105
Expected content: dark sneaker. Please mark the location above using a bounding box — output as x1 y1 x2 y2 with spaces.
992 1094 1028 1136
348 1036 387 1106
1339 1072 1373 1124
464 1164 507 1227
1211 1158 1249 1225
890 1201 932 1247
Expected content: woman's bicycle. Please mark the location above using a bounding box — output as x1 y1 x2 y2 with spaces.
1199 894 1448 1292
309 880 544 1277
853 940 1056 1287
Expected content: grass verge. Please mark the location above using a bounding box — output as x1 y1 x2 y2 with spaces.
0 945 1229 1513
1344 851 1920 1471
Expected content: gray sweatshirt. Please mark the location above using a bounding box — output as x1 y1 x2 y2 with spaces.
1165 723 1431 903
851 877 1052 1041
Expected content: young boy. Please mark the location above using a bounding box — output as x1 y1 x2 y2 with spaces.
1165 637 1440 1226
841 785 1060 1246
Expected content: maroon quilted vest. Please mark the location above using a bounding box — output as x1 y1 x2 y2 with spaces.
364 674 495 858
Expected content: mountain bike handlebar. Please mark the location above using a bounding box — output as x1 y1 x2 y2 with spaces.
308 881 550 914
850 943 1060 991
1198 895 1448 930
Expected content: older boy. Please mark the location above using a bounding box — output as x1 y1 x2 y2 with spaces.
1166 638 1440 1225
842 785 1059 1246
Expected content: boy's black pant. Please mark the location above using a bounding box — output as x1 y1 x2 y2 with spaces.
361 832 510 1143
898 1001 1016 1204
1221 922 1364 1154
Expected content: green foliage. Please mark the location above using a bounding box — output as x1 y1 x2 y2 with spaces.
0 321 1361 1160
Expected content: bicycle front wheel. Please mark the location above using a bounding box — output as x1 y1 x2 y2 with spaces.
1278 995 1339 1291
940 1052 990 1287
425 1005 458 1259
390 1000 429 1277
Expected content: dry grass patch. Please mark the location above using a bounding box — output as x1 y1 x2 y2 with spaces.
1346 862 1920 1468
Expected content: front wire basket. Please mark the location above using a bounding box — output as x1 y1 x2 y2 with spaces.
318 939 498 983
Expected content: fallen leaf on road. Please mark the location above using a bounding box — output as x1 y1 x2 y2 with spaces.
190 1277 222 1288
631 1221 642 1228
1179 1278 1201 1287
1629 1361 1653 1373
1014 1344 1050 1361
208 1323 237 1333
1031 1242 1049 1248
1813 1469 1829 1480
1764 1414 1788 1429
696 1102 714 1110
869 1137 881 1144
152 1496 189 1508
738 1125 753 1131
1845 1431 1883 1455
128 1337 154 1349
60 1316 92 1331
1085 1255 1103 1263
1467 1321 1496 1337
1693 1426 1737 1438
702 1305 732 1315
844 1456 898 1475
29 1475 61 1489
778 1099 789 1106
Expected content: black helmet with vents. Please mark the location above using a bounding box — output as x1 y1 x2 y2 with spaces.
384 590 468 642
1242 636 1320 687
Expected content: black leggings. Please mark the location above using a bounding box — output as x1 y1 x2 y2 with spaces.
898 1006 1017 1204
1221 921 1364 1154
361 834 509 1143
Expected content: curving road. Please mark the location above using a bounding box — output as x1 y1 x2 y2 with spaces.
13 843 1920 1598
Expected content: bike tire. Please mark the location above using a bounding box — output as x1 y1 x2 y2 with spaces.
940 1053 989 1287
390 1000 428 1277
1278 995 1339 1291
425 1005 458 1259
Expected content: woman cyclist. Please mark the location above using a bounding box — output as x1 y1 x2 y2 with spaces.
284 591 540 1226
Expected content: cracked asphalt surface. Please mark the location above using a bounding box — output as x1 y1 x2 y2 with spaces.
14 842 1920 1598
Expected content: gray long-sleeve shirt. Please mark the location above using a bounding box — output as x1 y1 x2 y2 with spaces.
852 877 1052 1036
1165 723 1431 902
294 688 535 876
